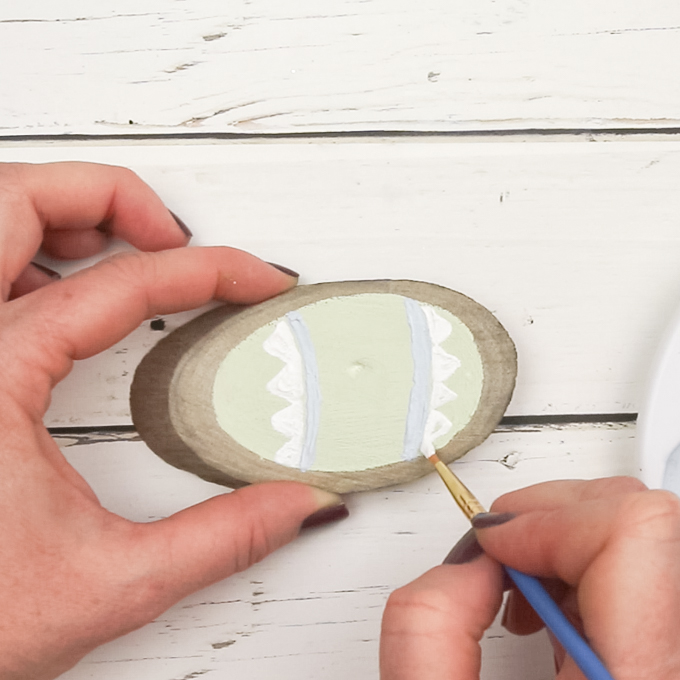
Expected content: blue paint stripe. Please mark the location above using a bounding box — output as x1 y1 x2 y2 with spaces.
286 311 321 472
402 298 432 460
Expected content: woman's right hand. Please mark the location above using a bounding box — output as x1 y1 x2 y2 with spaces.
381 477 680 679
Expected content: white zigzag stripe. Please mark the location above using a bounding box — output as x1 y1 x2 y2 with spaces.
420 304 460 456
263 319 306 469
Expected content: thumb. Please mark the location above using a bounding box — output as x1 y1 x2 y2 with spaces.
380 556 503 680
133 482 347 610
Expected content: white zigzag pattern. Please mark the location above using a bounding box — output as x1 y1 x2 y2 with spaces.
263 319 305 469
420 304 460 456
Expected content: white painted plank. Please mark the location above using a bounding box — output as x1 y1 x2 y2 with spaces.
1 2 680 134
0 141 675 424
56 421 637 680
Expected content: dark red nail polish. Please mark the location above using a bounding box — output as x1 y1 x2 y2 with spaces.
267 262 300 278
301 503 349 529
170 211 193 239
471 512 516 529
443 528 484 565
32 262 61 280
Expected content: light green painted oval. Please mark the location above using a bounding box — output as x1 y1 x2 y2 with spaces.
212 293 483 472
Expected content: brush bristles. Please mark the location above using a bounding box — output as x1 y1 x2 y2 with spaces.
425 453 487 520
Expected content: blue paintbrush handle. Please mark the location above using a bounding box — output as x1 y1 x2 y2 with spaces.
504 567 614 680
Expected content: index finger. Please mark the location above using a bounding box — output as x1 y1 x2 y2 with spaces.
2 247 298 415
478 478 669 585
0 162 189 294
490 477 648 515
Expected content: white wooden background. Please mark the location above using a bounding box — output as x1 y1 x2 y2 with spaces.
1 2 678 679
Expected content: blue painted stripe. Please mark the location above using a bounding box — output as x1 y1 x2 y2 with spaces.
402 298 432 460
286 311 321 472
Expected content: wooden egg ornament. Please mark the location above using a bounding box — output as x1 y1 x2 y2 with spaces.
130 280 517 493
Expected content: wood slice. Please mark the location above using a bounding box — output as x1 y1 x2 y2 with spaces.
130 280 517 493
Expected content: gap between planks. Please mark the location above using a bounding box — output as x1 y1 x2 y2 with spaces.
3 129 680 146
48 414 637 447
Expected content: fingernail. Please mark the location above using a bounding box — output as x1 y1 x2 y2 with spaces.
471 512 516 529
169 211 193 239
301 503 349 529
267 262 300 278
32 262 61 280
443 528 484 565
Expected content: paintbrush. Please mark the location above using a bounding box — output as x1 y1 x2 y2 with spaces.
427 453 615 680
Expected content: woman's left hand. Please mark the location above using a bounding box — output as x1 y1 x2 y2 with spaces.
0 162 343 680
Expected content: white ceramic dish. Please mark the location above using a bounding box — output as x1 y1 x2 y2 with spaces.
638 302 680 492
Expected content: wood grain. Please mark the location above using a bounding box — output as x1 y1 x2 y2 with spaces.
1 2 680 135
131 280 517 492
0 3 672 676
0 141 674 424
56 419 636 680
